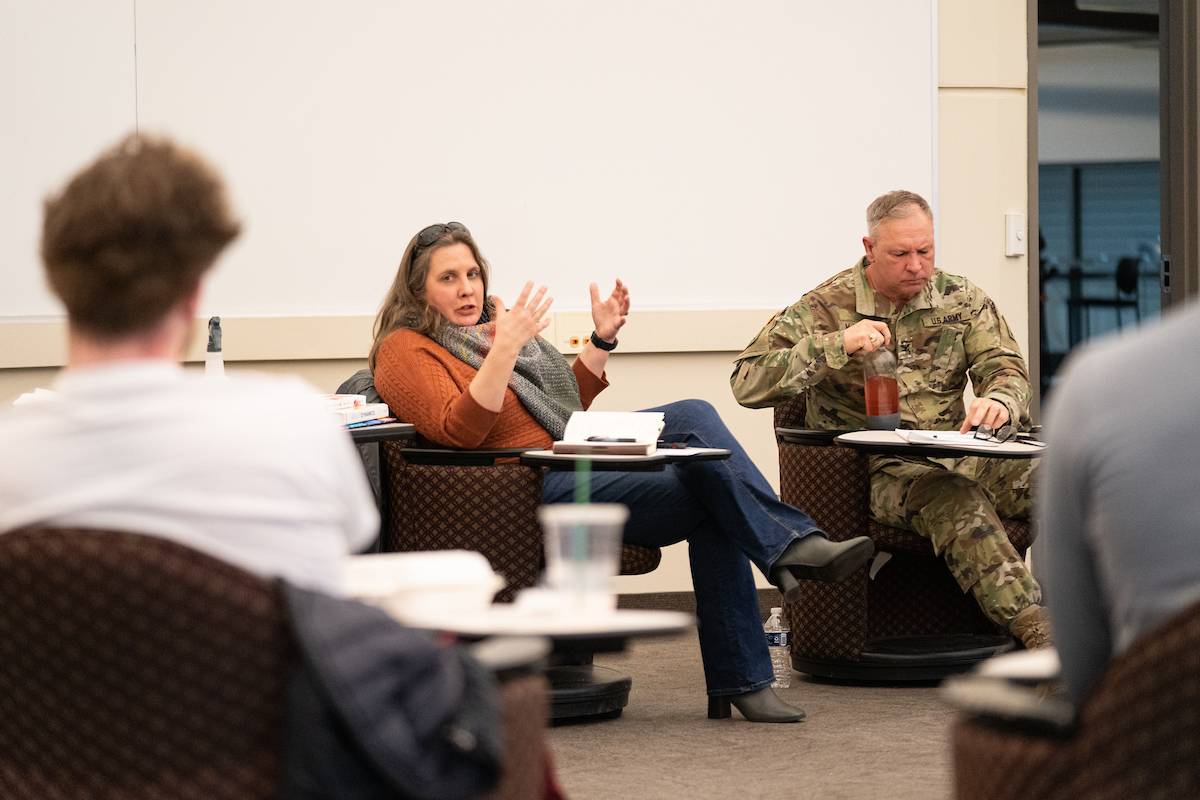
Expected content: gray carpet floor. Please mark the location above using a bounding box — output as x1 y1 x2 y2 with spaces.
548 630 958 800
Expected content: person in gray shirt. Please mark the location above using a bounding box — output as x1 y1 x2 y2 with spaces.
1040 301 1200 704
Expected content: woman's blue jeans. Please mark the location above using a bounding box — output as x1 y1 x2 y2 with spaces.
541 399 824 696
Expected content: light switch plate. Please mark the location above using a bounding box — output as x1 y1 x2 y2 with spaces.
1005 212 1026 257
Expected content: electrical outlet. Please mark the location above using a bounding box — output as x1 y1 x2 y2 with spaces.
554 312 593 353
561 332 591 353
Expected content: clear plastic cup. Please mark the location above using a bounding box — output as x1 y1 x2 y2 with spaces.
537 503 629 612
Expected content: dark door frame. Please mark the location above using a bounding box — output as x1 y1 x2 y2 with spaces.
1159 0 1200 307
1028 0 1041 419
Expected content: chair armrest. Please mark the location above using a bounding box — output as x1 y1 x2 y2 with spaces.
399 447 530 466
775 427 847 446
468 636 552 681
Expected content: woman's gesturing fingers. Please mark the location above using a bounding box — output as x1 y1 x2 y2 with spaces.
527 285 550 318
533 292 554 322
613 278 630 314
590 278 631 342
494 283 552 352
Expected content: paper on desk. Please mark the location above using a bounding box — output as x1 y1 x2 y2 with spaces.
553 411 666 455
894 429 1000 448
561 411 664 443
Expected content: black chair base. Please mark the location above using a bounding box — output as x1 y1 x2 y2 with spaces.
792 634 1014 682
547 664 631 722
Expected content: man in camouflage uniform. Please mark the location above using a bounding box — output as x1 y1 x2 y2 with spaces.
730 190 1050 649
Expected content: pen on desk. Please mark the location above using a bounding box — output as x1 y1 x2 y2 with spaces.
586 436 636 443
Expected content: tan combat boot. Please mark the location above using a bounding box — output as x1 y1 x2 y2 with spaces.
1009 605 1053 649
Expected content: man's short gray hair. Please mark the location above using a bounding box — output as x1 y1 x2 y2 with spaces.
866 190 933 235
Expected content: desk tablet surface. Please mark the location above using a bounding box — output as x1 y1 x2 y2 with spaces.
346 422 417 444
520 450 670 471
835 430 1046 459
396 606 694 641
521 448 731 470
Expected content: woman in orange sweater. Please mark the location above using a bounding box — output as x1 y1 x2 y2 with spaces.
371 222 873 723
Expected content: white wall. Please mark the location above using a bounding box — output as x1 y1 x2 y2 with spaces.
1 0 934 321
1038 42 1159 163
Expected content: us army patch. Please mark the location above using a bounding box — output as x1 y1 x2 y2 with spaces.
923 311 965 327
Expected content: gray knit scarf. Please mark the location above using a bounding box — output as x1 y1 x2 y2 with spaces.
432 308 581 440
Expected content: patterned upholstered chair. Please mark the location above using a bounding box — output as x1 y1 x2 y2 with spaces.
340 368 662 718
773 395 1032 680
0 528 549 800
380 442 662 601
951 599 1200 800
380 441 663 720
335 369 663 600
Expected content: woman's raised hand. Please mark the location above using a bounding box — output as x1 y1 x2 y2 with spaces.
492 281 553 354
590 278 630 342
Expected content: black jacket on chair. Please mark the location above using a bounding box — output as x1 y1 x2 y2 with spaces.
280 584 502 800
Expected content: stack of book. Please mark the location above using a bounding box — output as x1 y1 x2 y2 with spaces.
322 393 394 428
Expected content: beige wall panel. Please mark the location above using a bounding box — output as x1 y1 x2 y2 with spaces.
0 367 58 404
0 320 67 369
0 359 370 405
227 358 368 393
0 309 779 370
937 89 1031 359
938 0 1027 89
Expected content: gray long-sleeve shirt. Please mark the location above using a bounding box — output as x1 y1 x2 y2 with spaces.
1041 302 1200 704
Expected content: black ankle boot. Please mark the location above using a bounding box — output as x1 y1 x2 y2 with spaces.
708 687 805 723
769 534 874 601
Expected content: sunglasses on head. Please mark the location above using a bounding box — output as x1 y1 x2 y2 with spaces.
414 221 468 253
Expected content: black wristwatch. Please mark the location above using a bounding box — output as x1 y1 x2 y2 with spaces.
590 330 618 351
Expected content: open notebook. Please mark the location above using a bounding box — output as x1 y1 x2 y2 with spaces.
551 411 666 456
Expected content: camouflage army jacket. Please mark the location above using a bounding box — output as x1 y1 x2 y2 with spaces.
730 258 1031 431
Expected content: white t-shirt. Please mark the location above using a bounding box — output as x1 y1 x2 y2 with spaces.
0 362 378 594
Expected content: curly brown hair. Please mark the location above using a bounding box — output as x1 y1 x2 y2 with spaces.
41 133 241 339
368 222 491 370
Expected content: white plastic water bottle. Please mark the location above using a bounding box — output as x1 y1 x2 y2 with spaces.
764 606 791 689
205 316 225 379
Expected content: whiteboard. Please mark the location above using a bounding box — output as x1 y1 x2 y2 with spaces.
1 0 934 319
0 0 136 320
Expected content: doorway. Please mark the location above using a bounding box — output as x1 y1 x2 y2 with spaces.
1034 1 1160 399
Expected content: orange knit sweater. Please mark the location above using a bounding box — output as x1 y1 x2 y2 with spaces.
373 329 608 449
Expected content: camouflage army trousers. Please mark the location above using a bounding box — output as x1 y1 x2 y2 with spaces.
868 454 1042 629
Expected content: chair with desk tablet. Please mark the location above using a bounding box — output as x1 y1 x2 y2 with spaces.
950 599 1200 799
772 394 1033 680
0 527 550 800
378 441 663 722
340 369 663 721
